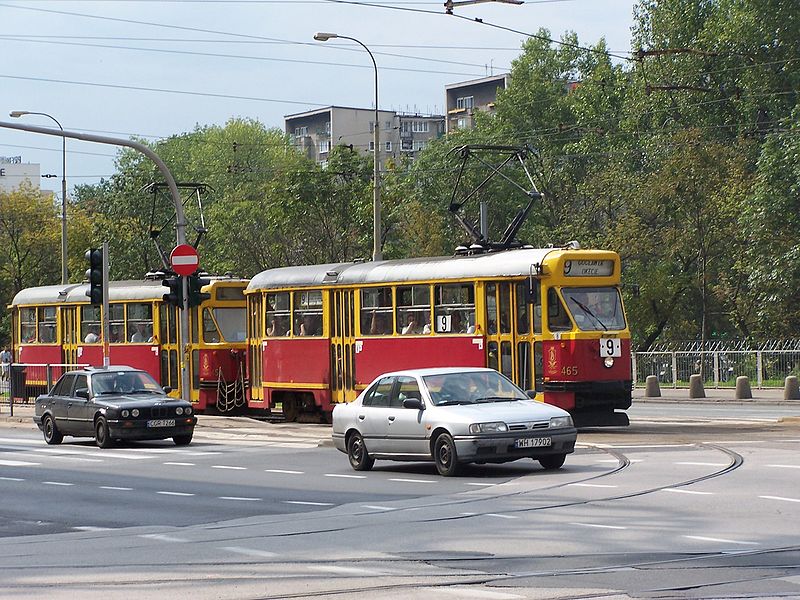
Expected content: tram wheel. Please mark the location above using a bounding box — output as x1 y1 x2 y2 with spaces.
283 399 299 422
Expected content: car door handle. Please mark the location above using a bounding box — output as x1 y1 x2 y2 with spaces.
67 403 73 408
358 414 366 421
388 416 395 422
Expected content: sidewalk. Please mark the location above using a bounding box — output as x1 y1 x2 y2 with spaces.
633 386 796 403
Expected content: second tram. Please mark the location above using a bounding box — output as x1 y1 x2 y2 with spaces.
246 246 632 426
10 275 249 412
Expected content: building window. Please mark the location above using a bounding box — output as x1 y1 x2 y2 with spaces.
401 121 411 133
411 121 429 133
456 117 467 130
368 141 375 151
293 126 308 137
325 121 331 134
385 141 392 151
401 139 413 152
412 140 427 151
319 140 330 153
456 96 474 110
384 121 392 130
369 122 374 133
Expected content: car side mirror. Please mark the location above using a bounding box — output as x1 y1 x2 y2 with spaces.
402 398 423 410
76 389 89 399
162 386 172 394
526 390 537 399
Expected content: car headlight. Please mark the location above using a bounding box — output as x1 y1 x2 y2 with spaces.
131 408 140 417
184 406 192 415
469 421 509 434
175 407 184 415
121 409 129 418
604 356 615 368
549 416 573 429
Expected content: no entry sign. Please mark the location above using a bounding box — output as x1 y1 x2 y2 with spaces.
170 244 199 276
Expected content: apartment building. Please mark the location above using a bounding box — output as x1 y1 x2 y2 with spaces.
445 73 510 133
0 155 40 192
285 106 444 166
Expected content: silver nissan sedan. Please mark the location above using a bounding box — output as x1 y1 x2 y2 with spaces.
332 367 577 476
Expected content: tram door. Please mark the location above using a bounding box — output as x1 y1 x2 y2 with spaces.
247 294 264 404
61 306 79 367
329 289 357 405
158 304 181 398
484 281 539 392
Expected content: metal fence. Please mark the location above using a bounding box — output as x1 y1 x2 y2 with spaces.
632 350 800 388
0 363 87 415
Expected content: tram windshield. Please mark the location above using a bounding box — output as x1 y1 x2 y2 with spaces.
562 287 626 332
205 307 246 342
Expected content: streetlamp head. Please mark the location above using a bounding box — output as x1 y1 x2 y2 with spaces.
9 110 29 118
314 32 338 41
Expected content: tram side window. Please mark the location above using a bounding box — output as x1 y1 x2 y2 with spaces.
81 306 102 343
361 287 393 336
396 285 431 335
266 292 291 337
128 303 154 343
37 307 57 343
108 304 124 343
515 283 531 335
547 288 572 332
294 290 323 336
21 307 37 343
434 284 475 334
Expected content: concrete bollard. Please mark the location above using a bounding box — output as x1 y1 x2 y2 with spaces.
735 375 752 400
645 375 661 398
688 374 706 399
785 375 800 400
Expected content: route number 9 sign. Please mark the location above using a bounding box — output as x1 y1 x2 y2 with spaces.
600 338 621 357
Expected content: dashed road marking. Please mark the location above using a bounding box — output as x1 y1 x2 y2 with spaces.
571 522 627 530
362 505 394 511
139 534 189 543
219 496 261 501
42 481 74 486
0 459 41 466
569 483 618 488
211 465 247 470
685 535 758 545
663 488 714 495
766 464 800 469
324 473 366 479
485 513 518 519
759 495 800 503
221 546 277 558
676 462 728 467
0 476 25 481
99 486 132 491
283 500 334 506
156 491 195 497
164 462 195 466
388 478 436 484
265 469 304 474
73 526 115 532
309 565 379 575
465 482 496 486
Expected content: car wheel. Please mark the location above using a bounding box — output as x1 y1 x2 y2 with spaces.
538 453 566 470
95 416 113 449
347 432 374 471
173 433 193 446
42 414 63 445
434 432 460 477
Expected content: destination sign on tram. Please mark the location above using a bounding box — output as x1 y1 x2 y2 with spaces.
563 260 614 277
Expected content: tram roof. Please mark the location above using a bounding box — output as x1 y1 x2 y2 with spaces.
247 247 598 291
11 276 248 306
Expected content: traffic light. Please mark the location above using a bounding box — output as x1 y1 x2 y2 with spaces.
85 248 104 305
162 276 184 308
187 273 211 308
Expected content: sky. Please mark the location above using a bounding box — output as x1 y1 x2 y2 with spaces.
1 0 636 195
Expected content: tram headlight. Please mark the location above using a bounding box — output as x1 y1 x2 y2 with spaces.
549 416 573 429
469 421 508 434
175 407 184 415
603 356 615 368
121 410 129 418
131 408 140 417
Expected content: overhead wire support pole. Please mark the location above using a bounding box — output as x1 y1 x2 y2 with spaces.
0 120 191 403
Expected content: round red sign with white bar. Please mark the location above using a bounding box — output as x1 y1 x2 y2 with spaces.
170 244 199 276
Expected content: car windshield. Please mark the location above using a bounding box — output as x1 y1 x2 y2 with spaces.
422 371 528 406
92 371 164 396
562 286 626 332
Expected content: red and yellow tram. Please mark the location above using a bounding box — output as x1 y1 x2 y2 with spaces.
246 246 632 426
10 276 248 412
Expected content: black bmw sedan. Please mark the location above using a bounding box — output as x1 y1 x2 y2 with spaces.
33 366 196 448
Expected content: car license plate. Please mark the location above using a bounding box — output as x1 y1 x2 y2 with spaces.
515 437 551 448
147 419 175 428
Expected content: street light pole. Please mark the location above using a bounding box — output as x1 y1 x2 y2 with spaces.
9 111 69 284
314 32 382 261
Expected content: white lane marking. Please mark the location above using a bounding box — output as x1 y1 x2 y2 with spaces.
46 456 104 463
73 526 115 532
766 464 800 469
759 495 800 503
709 440 762 445
283 500 334 506
265 469 304 474
485 513 518 519
389 478 436 484
465 482 495 486
156 491 195 497
0 476 25 481
362 505 394 511
676 462 728 467
460 512 477 516
99 486 132 491
139 534 189 543
211 465 247 470
685 535 759 545
309 565 379 575
219 496 261 502
221 546 277 558
32 448 151 460
0 459 41 466
593 443 693 449
572 522 627 530
663 488 714 495
324 473 366 479
595 459 622 463
163 462 195 466
569 483 618 488
42 481 74 486
421 586 524 599
184 451 223 455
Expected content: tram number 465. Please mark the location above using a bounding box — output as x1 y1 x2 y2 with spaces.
600 337 622 357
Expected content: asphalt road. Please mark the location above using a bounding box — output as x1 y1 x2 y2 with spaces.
1 404 798 599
